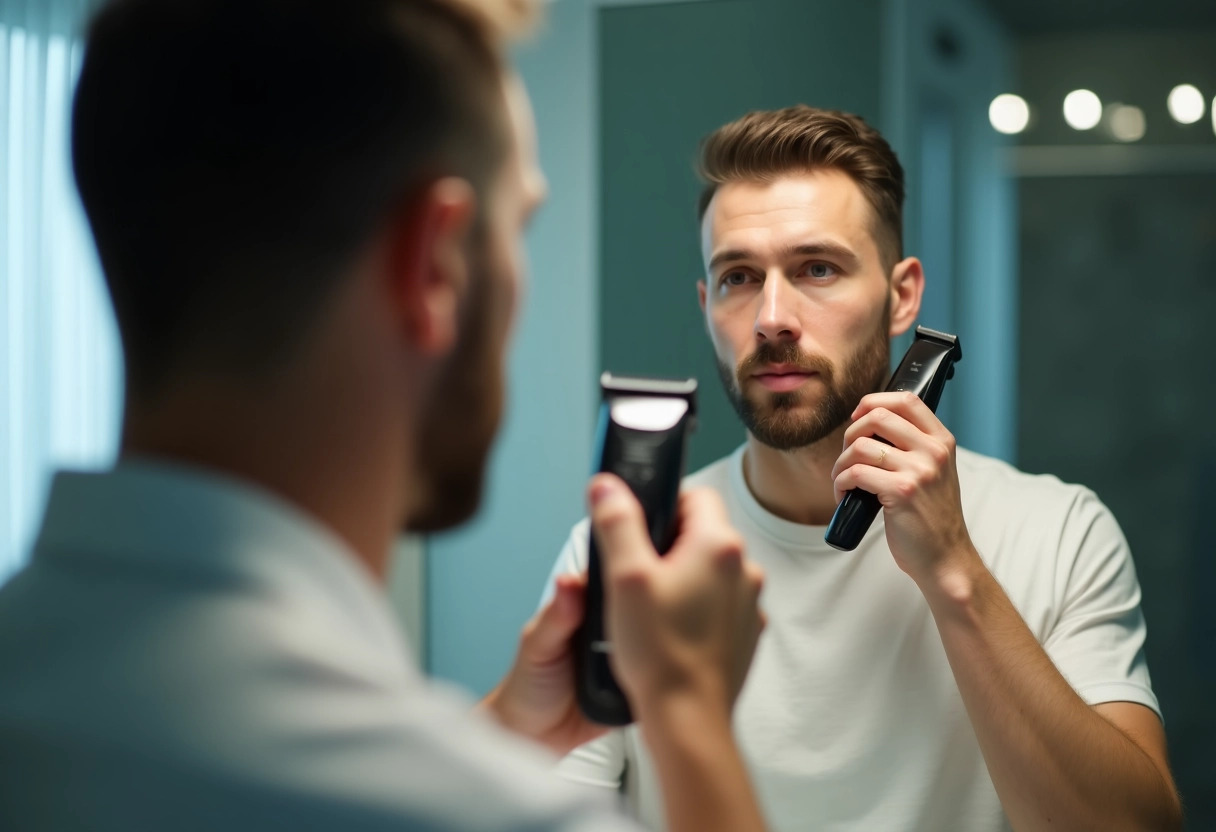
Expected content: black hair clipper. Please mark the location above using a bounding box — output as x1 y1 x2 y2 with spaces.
574 373 698 726
824 326 963 551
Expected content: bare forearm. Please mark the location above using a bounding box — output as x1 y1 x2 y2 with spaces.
638 694 766 832
922 554 1181 831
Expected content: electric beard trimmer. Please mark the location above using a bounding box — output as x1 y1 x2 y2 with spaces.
824 326 963 551
574 373 697 726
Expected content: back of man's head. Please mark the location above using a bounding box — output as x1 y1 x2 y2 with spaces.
73 0 523 399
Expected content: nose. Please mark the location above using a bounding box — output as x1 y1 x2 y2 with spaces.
754 273 801 343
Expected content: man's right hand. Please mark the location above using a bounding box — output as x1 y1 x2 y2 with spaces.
587 474 765 727
587 474 768 832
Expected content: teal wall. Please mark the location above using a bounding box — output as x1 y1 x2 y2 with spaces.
598 0 885 472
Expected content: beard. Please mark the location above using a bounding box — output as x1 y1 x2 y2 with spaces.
717 303 892 452
405 237 508 533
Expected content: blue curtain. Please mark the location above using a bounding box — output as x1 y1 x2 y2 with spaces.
0 0 120 582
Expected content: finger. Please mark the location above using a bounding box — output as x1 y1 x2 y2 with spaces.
745 560 766 606
833 463 907 507
736 564 767 690
553 572 586 621
521 575 586 663
853 391 947 438
670 488 729 557
675 487 731 534
831 435 908 481
842 406 924 453
670 488 740 569
588 473 656 581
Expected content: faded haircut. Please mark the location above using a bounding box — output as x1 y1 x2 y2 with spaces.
697 105 905 272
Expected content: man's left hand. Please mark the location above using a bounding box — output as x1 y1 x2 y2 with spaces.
831 391 978 583
479 572 607 757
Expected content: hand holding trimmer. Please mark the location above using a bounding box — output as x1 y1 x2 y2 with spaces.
574 373 697 726
824 326 963 551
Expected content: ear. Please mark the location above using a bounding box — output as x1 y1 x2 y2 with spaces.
697 279 708 312
888 256 924 338
386 177 477 356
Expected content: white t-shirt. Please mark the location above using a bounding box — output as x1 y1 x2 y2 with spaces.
547 445 1159 832
0 462 636 832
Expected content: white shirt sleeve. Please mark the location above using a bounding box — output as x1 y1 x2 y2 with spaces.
1042 488 1161 718
556 730 630 792
542 520 630 795
541 519 592 604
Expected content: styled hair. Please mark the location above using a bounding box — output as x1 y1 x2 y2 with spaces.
697 105 905 271
73 0 530 397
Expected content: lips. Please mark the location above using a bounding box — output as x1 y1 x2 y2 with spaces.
751 365 816 393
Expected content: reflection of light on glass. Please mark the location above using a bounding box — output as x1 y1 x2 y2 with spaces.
1167 84 1205 124
1063 89 1102 130
988 94 1030 134
1110 105 1146 142
1212 97 1216 136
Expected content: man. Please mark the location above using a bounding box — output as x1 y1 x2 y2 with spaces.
0 1 767 830
549 106 1183 831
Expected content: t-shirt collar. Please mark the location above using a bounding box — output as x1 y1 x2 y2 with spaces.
726 442 883 553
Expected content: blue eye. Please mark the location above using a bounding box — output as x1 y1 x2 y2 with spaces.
722 271 750 287
804 263 836 279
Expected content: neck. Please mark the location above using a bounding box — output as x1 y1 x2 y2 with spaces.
121 350 413 584
742 429 847 526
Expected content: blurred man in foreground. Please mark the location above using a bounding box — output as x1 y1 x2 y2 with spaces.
0 2 766 830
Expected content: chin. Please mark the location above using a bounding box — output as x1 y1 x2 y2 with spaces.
404 471 486 534
747 387 808 414
405 428 495 534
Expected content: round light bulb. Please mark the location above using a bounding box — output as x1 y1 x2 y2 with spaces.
1063 89 1103 130
989 94 1030 135
1109 105 1146 142
1167 84 1205 125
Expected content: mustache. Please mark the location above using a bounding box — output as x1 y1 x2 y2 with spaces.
737 341 835 382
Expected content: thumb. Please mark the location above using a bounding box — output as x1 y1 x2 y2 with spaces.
588 473 656 581
520 573 585 663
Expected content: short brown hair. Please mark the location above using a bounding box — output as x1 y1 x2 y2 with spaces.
74 0 532 399
697 105 905 271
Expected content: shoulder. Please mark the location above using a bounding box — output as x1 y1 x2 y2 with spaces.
1 590 621 828
955 448 1130 605
955 446 1103 525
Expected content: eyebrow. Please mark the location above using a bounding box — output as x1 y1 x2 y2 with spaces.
707 242 861 275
